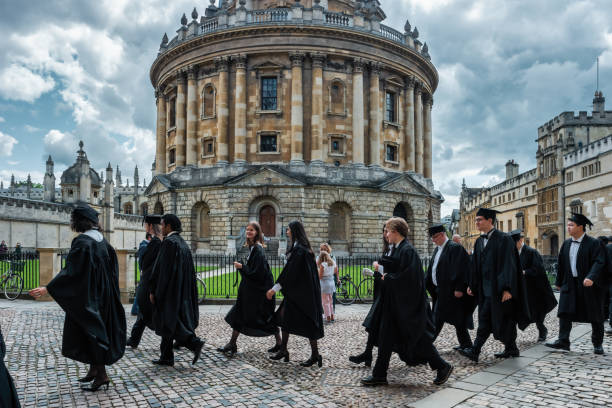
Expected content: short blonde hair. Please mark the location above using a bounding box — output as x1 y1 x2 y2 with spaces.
385 217 410 238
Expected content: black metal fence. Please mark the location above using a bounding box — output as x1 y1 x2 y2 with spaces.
0 251 40 291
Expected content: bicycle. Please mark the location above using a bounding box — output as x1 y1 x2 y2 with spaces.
1 261 24 300
336 274 358 305
196 276 207 303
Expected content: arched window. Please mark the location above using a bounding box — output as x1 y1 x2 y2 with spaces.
201 84 215 119
328 80 346 115
140 203 148 216
393 202 414 243
123 202 133 214
329 202 351 241
153 201 164 215
192 202 210 240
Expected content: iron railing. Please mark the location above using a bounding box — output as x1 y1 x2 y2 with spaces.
0 251 40 290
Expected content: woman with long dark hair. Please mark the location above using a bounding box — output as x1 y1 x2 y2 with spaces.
217 221 281 356
29 204 126 391
266 220 324 367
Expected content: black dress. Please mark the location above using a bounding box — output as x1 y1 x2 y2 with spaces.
519 245 557 323
46 234 126 365
225 244 277 336
274 244 324 340
0 325 20 408
136 236 162 329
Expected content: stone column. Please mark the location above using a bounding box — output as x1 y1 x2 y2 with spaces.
215 57 230 165
155 88 167 175
116 249 135 304
175 71 187 167
290 51 305 164
352 58 365 167
310 52 326 164
423 93 433 179
37 248 61 301
186 65 198 166
403 77 415 171
233 54 247 163
414 82 423 175
368 62 381 167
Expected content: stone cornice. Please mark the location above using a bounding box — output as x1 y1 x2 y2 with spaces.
289 51 306 67
232 54 248 69
310 52 327 68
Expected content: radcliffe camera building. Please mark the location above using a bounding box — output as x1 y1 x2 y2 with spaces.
459 91 612 255
146 0 442 255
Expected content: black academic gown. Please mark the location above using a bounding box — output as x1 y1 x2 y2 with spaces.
0 326 20 408
274 244 324 340
365 239 436 366
519 244 557 323
361 251 386 334
556 235 606 323
225 244 277 336
136 236 162 329
46 234 126 365
150 233 200 340
426 241 475 329
470 230 530 342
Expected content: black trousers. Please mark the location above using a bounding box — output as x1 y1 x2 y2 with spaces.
128 316 146 346
558 318 604 347
372 335 446 378
160 332 201 361
473 296 518 353
535 318 547 334
433 320 472 349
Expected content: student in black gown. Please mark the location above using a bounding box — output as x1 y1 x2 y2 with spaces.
546 213 607 354
127 214 163 348
425 224 475 351
266 220 324 367
149 214 205 366
509 229 557 342
29 204 126 391
349 225 389 367
459 208 530 362
217 221 281 356
361 217 453 387
1 324 20 407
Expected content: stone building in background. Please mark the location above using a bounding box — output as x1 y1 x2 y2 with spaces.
146 0 443 255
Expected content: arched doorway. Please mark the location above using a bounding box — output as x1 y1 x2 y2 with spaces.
393 202 414 244
259 205 276 238
153 201 164 215
549 234 559 256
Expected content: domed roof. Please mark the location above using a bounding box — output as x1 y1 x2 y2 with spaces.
59 141 102 187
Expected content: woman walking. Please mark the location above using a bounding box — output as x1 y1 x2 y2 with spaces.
317 251 336 323
266 221 324 367
217 221 281 356
30 205 126 391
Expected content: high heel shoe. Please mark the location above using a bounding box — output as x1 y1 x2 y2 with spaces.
82 378 110 392
269 350 290 362
300 354 323 367
216 343 238 357
77 375 95 383
267 344 281 353
348 351 372 367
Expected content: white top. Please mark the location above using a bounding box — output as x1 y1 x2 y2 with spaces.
569 233 585 278
482 229 495 248
320 261 336 279
431 237 449 286
377 246 394 274
83 229 103 242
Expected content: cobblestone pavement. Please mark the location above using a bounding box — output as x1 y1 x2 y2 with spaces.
2 298 608 407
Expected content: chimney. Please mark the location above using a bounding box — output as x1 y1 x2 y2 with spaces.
505 160 519 179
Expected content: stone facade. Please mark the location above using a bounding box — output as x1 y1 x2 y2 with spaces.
147 0 442 256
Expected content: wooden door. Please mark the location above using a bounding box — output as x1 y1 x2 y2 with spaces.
259 205 276 238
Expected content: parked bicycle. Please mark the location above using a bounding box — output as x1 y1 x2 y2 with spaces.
1 261 24 300
196 276 207 303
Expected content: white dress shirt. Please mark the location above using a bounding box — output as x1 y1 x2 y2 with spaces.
482 228 495 248
431 237 449 286
518 243 524 255
569 233 585 278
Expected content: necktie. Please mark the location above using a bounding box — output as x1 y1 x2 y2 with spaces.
480 234 488 239
571 240 580 244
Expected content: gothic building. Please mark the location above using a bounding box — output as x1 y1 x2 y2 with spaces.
146 0 443 255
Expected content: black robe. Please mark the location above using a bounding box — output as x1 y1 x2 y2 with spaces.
46 234 126 365
361 251 386 333
556 235 606 323
470 229 530 342
0 325 20 408
519 244 557 323
150 233 199 339
135 236 162 329
274 244 324 340
365 239 436 366
225 244 277 336
426 240 475 329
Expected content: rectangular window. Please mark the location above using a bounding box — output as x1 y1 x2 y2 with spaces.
588 164 594 176
260 134 277 152
261 77 277 111
169 148 176 165
524 187 528 196
508 220 512 231
532 185 536 194
499 220 503 231
582 166 587 178
595 161 601 174
385 144 398 162
512 192 516 200
169 98 176 128
566 171 573 182
385 91 396 123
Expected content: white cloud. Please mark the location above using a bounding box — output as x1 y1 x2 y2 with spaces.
0 131 18 157
0 116 5 122
0 64 55 102
24 124 40 132
43 129 79 165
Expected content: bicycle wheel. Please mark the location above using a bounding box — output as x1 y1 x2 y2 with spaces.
196 277 207 303
358 277 375 303
3 273 23 300
336 277 357 305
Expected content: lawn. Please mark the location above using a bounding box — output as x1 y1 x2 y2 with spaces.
0 259 40 290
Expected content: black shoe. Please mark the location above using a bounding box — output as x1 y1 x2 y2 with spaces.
126 338 138 349
458 347 479 362
77 375 96 383
537 329 548 342
267 344 281 353
494 349 520 358
433 364 454 385
216 343 237 357
348 351 372 367
300 354 323 368
152 359 174 366
545 340 570 351
192 340 205 365
361 375 388 386
82 378 110 392
594 345 604 355
269 350 290 362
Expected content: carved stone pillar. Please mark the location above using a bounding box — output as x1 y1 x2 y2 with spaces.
155 88 167 175
352 58 365 166
423 94 433 179
233 54 247 163
414 83 423 175
290 52 305 164
165 96 172 169
215 57 230 164
175 71 187 167
186 65 198 166
368 62 381 167
403 77 415 171
310 52 326 164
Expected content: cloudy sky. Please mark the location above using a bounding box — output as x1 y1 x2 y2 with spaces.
0 0 610 216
